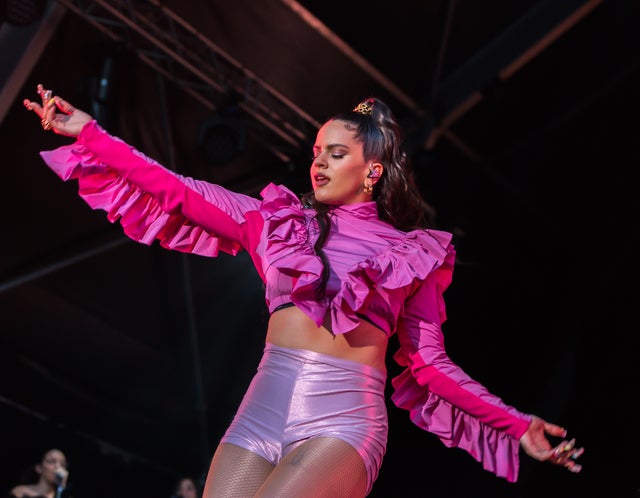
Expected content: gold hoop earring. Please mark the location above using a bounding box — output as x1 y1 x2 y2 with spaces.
364 184 373 195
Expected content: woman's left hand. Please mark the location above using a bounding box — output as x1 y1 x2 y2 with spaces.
23 83 93 138
519 415 584 473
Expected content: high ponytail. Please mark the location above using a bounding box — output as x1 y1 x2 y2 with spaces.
332 97 433 231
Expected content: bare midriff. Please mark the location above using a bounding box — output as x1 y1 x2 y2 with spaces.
266 305 388 375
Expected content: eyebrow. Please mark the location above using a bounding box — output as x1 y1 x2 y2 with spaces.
312 143 351 151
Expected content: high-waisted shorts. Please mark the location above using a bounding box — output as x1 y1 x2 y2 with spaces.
220 343 388 495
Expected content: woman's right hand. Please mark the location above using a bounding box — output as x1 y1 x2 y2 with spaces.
519 415 584 473
23 83 94 138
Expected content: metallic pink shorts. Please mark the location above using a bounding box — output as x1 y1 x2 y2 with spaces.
220 343 388 495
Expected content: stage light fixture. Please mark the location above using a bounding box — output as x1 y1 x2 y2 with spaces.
197 115 246 167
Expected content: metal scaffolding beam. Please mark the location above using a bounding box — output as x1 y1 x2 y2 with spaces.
419 0 605 153
0 0 67 125
56 0 323 162
280 0 422 115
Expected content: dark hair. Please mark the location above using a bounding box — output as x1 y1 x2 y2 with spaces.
172 476 200 498
15 448 67 485
302 97 433 230
301 97 434 298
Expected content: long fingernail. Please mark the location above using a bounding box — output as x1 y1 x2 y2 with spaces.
569 463 582 473
562 439 576 452
570 447 585 460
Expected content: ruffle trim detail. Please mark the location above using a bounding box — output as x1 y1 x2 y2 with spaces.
331 229 455 334
259 183 455 333
40 142 240 257
259 183 328 324
391 367 523 482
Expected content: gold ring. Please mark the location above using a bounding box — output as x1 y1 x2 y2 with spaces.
41 118 52 130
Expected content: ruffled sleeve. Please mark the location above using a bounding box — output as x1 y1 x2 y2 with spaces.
39 120 263 258
390 239 531 482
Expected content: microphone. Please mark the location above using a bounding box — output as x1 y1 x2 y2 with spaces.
54 469 66 486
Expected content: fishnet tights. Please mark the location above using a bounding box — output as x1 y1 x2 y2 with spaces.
203 438 368 498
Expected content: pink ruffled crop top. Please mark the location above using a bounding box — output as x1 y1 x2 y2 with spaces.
40 120 531 482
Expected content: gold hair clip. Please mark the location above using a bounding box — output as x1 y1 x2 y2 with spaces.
353 101 373 115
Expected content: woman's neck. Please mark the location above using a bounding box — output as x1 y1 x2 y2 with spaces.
32 480 55 498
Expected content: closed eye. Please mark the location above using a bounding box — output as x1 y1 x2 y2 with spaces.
311 153 346 160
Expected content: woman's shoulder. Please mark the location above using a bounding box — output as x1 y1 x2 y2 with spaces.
400 227 455 256
7 484 45 498
8 484 27 496
259 183 315 222
259 183 303 207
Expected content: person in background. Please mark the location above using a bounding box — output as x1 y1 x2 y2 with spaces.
8 448 69 498
171 476 200 498
24 85 584 497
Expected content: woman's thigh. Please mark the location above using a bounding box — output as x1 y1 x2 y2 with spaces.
255 437 367 498
203 443 275 498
